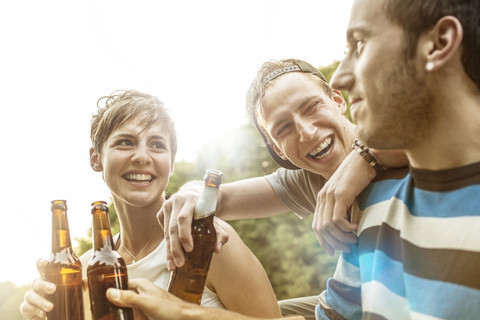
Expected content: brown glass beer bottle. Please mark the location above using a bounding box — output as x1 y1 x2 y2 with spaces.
87 201 133 320
43 200 85 320
168 169 222 304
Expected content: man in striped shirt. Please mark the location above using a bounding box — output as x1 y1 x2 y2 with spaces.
322 0 480 319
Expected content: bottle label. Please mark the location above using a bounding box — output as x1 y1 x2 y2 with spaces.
204 169 222 188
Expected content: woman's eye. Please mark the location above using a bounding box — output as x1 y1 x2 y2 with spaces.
152 141 166 150
118 139 133 146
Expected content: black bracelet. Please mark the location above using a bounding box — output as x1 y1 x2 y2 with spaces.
352 139 386 173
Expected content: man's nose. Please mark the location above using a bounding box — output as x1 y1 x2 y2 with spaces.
330 58 355 92
297 121 316 142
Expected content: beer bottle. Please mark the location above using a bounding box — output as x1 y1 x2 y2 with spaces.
168 169 222 304
87 201 133 320
43 200 85 320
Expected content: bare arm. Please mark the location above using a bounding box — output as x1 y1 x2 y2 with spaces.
107 278 305 320
159 177 289 269
217 177 290 220
207 220 281 318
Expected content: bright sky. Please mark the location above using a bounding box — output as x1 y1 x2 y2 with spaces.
0 0 351 285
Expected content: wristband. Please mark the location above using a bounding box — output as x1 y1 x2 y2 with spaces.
352 139 386 173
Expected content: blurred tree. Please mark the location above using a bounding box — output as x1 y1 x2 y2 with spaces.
0 282 29 319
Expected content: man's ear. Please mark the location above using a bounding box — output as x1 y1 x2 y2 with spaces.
332 90 347 114
89 148 103 172
422 16 463 70
269 141 288 160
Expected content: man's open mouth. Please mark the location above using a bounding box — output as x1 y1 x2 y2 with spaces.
307 136 334 160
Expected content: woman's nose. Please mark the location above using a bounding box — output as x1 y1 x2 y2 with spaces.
131 145 151 165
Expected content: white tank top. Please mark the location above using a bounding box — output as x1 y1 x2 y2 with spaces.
81 235 225 309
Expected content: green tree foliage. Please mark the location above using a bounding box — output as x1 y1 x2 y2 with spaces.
0 282 29 319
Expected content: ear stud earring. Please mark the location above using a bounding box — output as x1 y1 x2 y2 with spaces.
425 61 434 71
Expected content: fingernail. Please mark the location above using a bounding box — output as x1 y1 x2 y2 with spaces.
174 257 184 268
43 301 53 311
167 259 175 271
46 283 56 293
184 244 192 252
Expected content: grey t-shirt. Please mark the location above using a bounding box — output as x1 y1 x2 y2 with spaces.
265 168 326 219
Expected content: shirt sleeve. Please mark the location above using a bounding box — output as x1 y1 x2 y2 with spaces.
264 168 326 219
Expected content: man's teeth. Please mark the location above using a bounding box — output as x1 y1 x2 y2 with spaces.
125 173 152 181
308 137 333 158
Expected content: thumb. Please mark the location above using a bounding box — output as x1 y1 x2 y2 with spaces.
106 288 141 308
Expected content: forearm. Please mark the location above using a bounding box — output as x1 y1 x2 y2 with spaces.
173 177 289 221
217 177 289 221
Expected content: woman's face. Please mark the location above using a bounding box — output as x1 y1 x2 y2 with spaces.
95 117 174 209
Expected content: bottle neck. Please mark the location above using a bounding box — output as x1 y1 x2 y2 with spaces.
194 185 219 220
51 208 72 251
91 210 115 251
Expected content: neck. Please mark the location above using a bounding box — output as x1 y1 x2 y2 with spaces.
406 87 480 170
112 197 165 263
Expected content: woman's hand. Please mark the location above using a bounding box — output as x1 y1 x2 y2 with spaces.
19 259 55 320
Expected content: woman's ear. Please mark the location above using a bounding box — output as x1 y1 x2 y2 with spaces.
89 148 103 172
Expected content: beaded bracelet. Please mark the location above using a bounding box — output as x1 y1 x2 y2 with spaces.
352 139 386 173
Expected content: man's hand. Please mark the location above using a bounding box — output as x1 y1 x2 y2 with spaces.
312 150 376 255
157 182 229 270
19 259 55 320
106 279 193 320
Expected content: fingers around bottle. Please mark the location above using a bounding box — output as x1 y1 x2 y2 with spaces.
24 289 54 313
176 208 194 253
35 258 48 273
32 278 56 295
19 300 46 320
